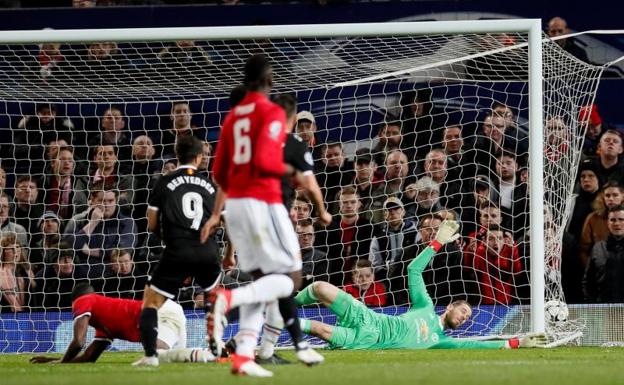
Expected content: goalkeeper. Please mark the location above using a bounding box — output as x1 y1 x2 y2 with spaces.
296 220 546 350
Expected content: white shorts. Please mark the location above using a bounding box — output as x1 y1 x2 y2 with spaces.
157 299 187 350
225 198 302 274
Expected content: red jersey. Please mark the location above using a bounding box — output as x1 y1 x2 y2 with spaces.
72 293 142 342
344 282 387 306
464 243 522 305
212 91 287 203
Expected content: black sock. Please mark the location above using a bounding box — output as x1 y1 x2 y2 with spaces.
278 295 307 350
139 308 158 357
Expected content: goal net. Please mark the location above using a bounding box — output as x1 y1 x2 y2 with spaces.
0 21 607 353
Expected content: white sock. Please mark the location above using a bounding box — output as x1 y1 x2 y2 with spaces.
236 302 265 359
258 301 283 359
157 348 215 363
230 274 294 308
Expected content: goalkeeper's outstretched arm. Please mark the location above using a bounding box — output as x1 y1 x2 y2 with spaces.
433 334 548 349
407 220 460 309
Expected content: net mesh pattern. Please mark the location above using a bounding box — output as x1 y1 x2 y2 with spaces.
0 31 606 352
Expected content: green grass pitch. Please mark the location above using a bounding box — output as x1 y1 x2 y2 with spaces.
2 348 623 385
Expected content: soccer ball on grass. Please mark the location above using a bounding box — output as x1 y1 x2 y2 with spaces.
545 300 569 323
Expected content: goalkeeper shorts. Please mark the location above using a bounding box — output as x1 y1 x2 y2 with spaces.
328 290 382 349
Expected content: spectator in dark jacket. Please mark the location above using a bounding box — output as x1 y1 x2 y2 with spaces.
399 88 442 159
13 103 80 175
42 146 89 224
403 176 444 225
97 249 146 300
369 197 418 304
315 186 374 286
87 107 133 167
369 197 417 284
63 187 137 279
89 144 134 213
579 180 624 269
370 149 410 223
586 130 624 187
128 135 162 246
352 150 383 221
562 160 601 303
34 244 88 310
315 142 355 209
547 16 589 62
371 120 403 179
156 101 208 159
583 205 624 303
11 176 44 246
416 149 461 209
29 211 62 274
296 219 330 288
69 42 130 84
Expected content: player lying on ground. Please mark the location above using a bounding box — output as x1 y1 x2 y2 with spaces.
296 220 547 350
30 283 214 364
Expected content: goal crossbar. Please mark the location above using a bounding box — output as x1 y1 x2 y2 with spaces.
0 19 543 43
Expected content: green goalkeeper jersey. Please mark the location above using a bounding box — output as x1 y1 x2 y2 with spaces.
357 246 507 350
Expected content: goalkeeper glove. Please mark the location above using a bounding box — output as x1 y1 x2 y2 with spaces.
509 333 548 348
430 220 460 252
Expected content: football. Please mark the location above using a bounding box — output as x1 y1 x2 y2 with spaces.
545 300 569 323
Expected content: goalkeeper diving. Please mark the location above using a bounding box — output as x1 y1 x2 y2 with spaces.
295 220 546 350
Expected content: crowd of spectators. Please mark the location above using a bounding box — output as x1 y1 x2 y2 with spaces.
2 92 617 312
0 15 618 314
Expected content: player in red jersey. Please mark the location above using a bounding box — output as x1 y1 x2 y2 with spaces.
201 55 323 377
30 283 213 364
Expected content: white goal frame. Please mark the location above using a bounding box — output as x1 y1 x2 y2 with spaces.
0 19 546 333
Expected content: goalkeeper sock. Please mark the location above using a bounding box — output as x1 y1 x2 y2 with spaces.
295 284 318 306
299 318 312 334
279 295 308 351
139 307 158 357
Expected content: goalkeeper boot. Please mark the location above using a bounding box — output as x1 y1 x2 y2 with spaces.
296 345 324 366
132 355 159 367
231 355 274 377
207 288 232 358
